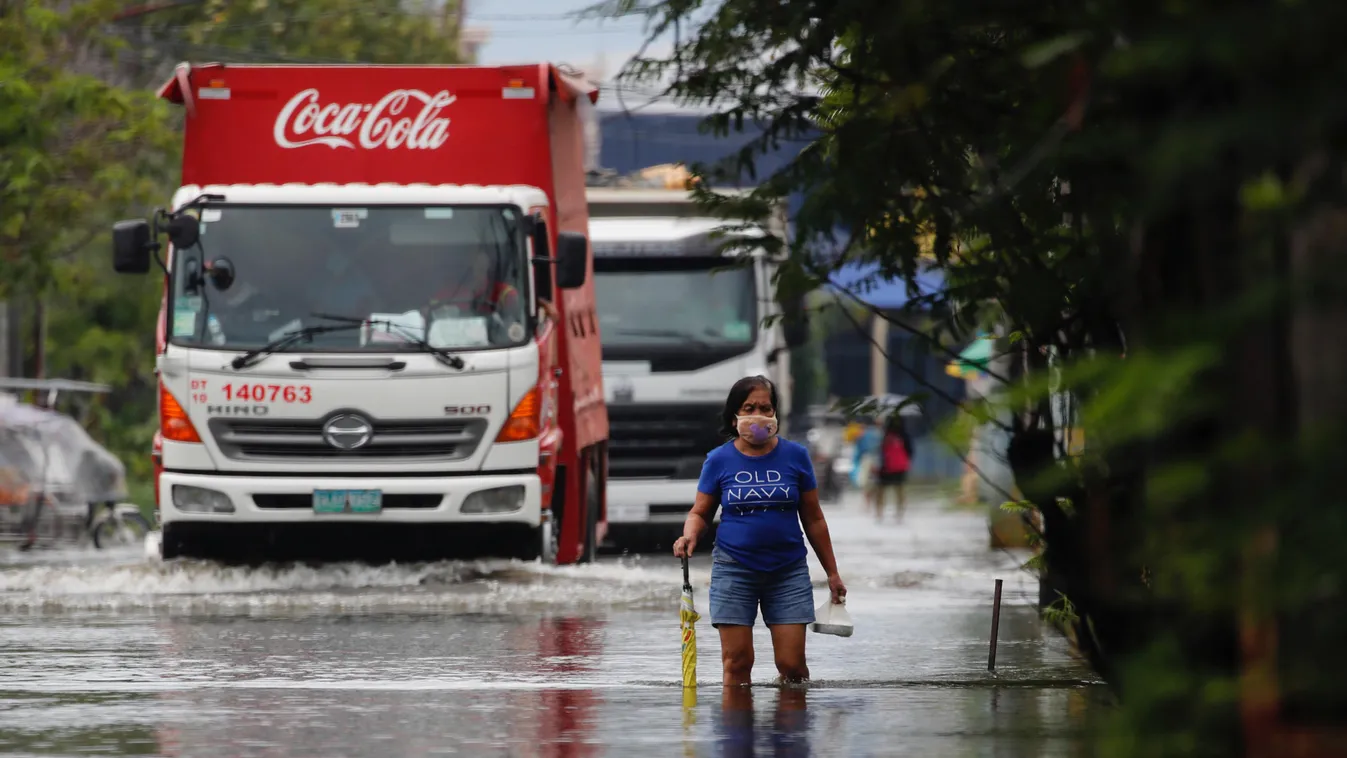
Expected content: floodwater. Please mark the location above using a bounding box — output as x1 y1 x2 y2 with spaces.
0 492 1106 757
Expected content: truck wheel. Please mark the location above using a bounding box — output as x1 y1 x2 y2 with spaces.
520 514 557 563
160 524 182 560
578 470 599 564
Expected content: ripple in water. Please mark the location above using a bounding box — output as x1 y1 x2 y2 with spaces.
0 548 701 615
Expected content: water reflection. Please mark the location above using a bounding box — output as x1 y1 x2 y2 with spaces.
717 686 811 757
0 496 1108 756
532 617 604 758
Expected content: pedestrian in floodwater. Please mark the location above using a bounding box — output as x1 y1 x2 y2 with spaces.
851 416 883 509
673 375 847 687
874 412 913 521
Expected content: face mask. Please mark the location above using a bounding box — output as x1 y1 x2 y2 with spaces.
736 414 778 445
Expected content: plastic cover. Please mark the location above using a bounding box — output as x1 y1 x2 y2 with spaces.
0 403 127 507
811 596 854 637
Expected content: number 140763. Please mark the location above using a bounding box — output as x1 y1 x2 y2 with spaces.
188 379 312 405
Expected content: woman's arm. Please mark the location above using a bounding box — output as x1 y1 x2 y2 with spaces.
799 489 847 602
672 491 717 558
798 490 839 575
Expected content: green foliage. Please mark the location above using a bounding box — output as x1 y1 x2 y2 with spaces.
0 0 175 482
601 0 1347 752
2 0 463 490
0 0 176 293
1042 592 1079 628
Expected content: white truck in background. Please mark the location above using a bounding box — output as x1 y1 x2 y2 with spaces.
586 175 802 551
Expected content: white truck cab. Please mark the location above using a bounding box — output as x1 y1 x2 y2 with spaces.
586 187 797 550
146 183 556 560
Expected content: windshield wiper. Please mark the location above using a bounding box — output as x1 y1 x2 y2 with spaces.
230 322 367 370
311 313 465 370
614 328 712 350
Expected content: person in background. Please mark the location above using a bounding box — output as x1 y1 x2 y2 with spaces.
426 248 527 346
429 248 521 320
673 375 847 687
875 413 914 521
851 417 883 508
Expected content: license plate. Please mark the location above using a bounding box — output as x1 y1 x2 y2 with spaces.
608 502 648 522
312 489 383 514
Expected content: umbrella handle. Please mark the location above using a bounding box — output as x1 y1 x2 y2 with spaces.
682 556 691 590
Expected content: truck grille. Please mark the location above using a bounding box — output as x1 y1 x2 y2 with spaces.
208 417 488 462
606 403 723 479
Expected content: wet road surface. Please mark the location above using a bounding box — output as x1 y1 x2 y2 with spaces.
0 492 1106 757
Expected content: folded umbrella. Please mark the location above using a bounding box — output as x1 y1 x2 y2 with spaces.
680 556 700 689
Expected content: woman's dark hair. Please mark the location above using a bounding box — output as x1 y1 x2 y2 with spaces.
719 375 779 439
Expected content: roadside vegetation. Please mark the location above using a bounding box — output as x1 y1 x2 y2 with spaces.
596 0 1347 753
0 0 466 491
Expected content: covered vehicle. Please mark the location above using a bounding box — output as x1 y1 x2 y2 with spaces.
0 400 129 546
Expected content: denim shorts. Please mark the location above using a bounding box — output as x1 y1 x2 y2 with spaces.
709 553 816 627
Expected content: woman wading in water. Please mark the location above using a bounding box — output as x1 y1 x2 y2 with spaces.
673 375 847 686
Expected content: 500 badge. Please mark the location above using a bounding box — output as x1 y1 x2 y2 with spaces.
444 404 490 416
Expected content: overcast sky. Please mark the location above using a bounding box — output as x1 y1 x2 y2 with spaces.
465 0 679 110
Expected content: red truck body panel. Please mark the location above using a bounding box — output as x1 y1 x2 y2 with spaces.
155 63 608 562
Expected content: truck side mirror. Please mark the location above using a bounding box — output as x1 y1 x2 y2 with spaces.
164 213 200 250
530 217 554 302
555 232 588 290
112 219 153 274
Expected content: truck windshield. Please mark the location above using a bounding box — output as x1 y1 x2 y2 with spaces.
593 257 757 347
168 204 528 351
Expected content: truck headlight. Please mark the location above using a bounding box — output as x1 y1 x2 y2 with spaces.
460 485 525 514
172 485 235 514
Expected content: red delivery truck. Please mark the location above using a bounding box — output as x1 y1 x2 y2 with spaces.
113 63 609 564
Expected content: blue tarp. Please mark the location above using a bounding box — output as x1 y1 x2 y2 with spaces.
598 112 943 309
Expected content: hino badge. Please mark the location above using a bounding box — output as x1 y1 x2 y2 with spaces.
114 63 609 564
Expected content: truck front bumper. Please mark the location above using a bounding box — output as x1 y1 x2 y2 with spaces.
159 470 541 525
156 471 543 562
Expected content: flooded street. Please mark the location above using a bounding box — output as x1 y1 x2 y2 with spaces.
0 493 1105 757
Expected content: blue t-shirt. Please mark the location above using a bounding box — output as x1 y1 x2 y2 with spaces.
697 438 817 572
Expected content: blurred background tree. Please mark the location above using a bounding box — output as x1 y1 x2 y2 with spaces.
1 0 175 484
1 0 463 490
597 0 1347 754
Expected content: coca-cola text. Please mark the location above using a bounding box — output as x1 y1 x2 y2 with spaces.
273 88 455 150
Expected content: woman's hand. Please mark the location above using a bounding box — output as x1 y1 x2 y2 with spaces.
828 573 848 604
675 492 716 559
672 534 697 558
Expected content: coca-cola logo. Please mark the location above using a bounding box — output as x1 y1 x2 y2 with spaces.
273 88 456 150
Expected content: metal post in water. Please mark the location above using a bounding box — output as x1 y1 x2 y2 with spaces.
987 578 1003 672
